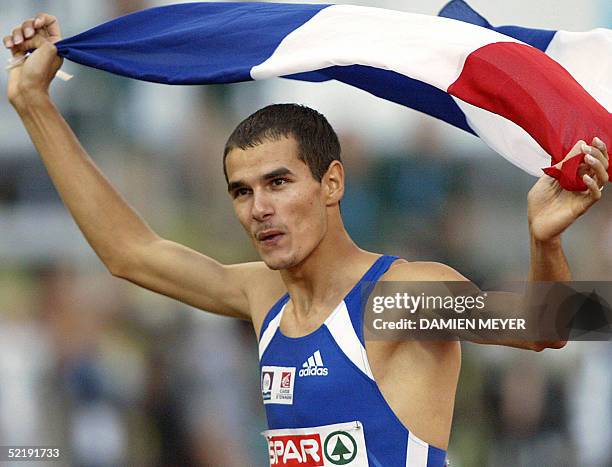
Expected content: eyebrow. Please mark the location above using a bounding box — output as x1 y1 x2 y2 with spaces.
227 167 294 193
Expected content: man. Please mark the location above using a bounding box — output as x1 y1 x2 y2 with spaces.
4 13 608 466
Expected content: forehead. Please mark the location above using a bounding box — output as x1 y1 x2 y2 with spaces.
225 137 310 181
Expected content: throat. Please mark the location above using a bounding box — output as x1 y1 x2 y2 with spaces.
279 302 338 338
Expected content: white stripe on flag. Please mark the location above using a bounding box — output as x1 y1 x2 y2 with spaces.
454 97 549 176
250 4 521 90
545 29 612 112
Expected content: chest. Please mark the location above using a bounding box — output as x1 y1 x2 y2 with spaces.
260 322 377 421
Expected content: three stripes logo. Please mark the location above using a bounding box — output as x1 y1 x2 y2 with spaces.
299 350 329 377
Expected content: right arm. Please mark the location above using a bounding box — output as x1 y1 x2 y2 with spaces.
5 14 262 320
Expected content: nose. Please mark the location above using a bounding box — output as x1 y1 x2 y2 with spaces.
251 190 274 222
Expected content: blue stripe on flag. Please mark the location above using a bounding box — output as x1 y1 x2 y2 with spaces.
285 65 474 134
56 2 330 84
439 0 556 51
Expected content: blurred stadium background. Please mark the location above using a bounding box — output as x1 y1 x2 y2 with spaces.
1 1 611 466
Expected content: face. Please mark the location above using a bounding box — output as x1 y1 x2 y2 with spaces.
225 137 329 270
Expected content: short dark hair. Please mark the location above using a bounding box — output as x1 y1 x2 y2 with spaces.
223 104 341 183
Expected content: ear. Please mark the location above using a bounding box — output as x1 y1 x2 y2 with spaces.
322 161 344 206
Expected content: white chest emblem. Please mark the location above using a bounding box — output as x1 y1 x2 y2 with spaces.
299 350 329 377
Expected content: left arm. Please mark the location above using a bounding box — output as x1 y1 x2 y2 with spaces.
386 139 608 350
519 137 608 348
528 237 570 282
430 138 607 351
528 138 609 282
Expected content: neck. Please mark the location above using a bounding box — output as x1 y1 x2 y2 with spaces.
279 216 364 319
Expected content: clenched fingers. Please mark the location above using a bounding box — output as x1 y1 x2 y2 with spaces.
33 13 61 41
582 139 609 188
10 26 24 46
4 13 61 50
22 19 36 40
584 148 608 186
591 137 608 163
582 174 602 201
2 35 14 48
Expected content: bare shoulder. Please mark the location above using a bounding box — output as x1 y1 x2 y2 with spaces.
230 260 286 301
376 260 467 356
382 260 470 282
231 261 287 335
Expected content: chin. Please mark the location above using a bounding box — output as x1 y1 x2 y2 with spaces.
261 252 300 271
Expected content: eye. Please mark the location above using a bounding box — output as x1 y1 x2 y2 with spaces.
271 177 289 187
233 187 251 199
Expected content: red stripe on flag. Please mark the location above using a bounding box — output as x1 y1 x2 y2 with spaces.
448 42 611 191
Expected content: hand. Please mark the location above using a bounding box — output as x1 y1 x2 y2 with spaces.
4 14 63 107
528 137 608 242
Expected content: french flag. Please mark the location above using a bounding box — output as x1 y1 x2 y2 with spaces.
55 1 611 191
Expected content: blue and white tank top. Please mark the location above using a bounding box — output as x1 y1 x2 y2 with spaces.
258 255 447 467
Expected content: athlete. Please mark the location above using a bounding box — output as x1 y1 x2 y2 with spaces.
4 14 609 467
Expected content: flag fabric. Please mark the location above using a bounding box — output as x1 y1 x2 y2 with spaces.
54 1 611 191
438 0 611 189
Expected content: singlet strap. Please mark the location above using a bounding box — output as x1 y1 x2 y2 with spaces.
259 292 290 342
258 255 399 344
356 254 399 286
344 254 399 344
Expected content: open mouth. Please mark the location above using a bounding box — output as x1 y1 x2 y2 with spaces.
257 230 284 245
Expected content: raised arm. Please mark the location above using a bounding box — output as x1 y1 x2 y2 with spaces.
4 14 261 320
527 138 609 281
383 139 608 351
487 139 607 349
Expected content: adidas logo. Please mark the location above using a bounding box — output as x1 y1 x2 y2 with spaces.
298 350 329 377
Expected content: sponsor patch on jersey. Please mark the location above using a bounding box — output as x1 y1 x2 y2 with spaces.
262 421 368 466
299 350 329 377
261 366 296 405
281 371 293 388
